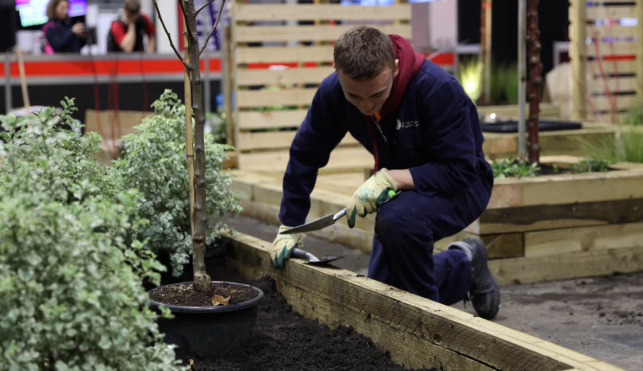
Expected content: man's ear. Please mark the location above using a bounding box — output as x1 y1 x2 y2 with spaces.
393 59 400 78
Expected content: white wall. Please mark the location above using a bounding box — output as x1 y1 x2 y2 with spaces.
428 0 458 50
155 1 178 54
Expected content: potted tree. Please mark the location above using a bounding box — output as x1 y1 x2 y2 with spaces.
142 0 264 357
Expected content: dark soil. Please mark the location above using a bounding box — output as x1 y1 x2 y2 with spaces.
149 282 258 307
181 268 433 371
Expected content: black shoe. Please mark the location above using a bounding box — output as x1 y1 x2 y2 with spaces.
449 237 500 320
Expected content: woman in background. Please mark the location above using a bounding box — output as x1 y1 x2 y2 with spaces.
43 0 87 53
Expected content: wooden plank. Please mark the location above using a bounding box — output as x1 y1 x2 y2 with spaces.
236 89 317 108
524 221 643 258
585 42 637 57
235 24 411 43
237 146 373 171
586 60 636 74
235 46 335 64
589 95 639 111
482 233 524 259
519 171 643 206
490 245 643 286
235 4 411 21
586 5 637 19
637 0 643 99
586 76 638 94
585 25 639 38
84 109 149 140
488 165 643 209
226 232 621 371
238 110 308 129
477 103 560 119
483 128 616 158
237 66 334 86
237 130 358 151
480 197 643 234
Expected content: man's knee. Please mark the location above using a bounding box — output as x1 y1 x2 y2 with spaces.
375 201 433 242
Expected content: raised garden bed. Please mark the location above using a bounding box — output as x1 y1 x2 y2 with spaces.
474 155 643 285
482 122 616 159
230 155 643 286
218 231 621 370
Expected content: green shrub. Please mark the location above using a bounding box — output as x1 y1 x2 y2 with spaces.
574 106 643 164
0 98 120 204
457 57 483 103
503 64 519 105
0 159 182 371
205 107 227 145
491 157 540 179
114 90 241 277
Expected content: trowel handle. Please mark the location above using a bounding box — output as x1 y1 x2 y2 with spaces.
333 208 347 221
291 247 316 261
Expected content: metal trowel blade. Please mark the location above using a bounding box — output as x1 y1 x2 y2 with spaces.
279 214 335 234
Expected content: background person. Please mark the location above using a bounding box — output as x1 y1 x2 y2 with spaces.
107 0 156 53
43 0 87 53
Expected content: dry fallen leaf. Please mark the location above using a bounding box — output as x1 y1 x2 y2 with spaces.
211 291 231 306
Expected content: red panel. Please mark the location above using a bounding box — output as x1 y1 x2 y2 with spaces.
425 53 455 66
5 57 222 78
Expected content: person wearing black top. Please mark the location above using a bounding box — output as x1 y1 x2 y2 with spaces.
43 0 88 53
107 0 156 53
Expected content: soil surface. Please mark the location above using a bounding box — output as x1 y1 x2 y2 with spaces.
221 213 643 370
150 283 258 307
184 273 432 371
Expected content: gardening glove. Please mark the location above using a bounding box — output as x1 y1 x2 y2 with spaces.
270 225 304 268
347 168 397 229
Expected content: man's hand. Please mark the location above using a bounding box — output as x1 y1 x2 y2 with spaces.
120 12 132 26
270 225 303 268
347 168 397 228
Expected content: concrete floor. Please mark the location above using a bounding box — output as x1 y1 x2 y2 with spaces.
221 213 643 371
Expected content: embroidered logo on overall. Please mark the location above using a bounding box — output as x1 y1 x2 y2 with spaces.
396 119 420 130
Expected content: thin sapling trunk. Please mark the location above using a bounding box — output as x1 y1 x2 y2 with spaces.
527 0 542 163
154 0 226 292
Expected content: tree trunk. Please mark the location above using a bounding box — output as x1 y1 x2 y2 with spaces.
527 0 542 163
184 0 210 292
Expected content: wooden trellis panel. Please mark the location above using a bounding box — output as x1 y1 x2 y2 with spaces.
570 0 643 122
225 1 411 171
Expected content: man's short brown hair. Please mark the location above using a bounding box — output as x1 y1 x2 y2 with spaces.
333 26 395 80
124 0 141 14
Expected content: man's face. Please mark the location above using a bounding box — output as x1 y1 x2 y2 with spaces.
337 60 399 116
124 11 139 24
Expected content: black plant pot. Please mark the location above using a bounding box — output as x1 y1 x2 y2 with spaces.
148 281 264 358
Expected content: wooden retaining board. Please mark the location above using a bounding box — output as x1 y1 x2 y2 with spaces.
225 232 622 371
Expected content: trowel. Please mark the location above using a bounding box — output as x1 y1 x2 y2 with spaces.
279 190 399 235
291 247 343 265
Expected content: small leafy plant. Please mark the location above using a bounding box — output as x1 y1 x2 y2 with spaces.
491 157 540 179
114 90 241 277
571 158 612 173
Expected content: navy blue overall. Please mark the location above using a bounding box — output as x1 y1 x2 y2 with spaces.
278 56 494 305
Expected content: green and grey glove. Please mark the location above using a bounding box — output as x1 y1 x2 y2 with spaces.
346 168 397 228
270 225 304 268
